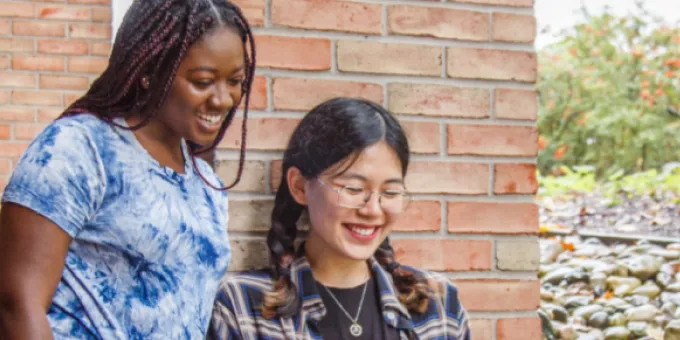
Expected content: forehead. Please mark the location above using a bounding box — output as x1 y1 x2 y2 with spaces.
333 141 403 180
180 27 244 71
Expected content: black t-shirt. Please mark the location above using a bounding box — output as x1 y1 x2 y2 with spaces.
315 276 401 340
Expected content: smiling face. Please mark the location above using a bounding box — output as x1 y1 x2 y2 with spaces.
157 26 245 146
296 140 407 261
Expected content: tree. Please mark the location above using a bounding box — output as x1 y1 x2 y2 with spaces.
537 2 680 178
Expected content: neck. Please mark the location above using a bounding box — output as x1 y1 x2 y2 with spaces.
304 235 371 288
125 115 184 171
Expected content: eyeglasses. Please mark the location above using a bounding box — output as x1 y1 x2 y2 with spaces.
316 178 411 214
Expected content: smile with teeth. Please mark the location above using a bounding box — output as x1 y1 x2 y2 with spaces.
197 113 224 125
346 224 379 236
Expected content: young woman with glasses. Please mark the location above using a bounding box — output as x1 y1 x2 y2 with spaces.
208 97 471 340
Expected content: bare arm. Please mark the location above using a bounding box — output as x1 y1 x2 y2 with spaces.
0 203 72 339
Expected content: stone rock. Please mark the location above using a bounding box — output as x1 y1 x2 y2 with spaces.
574 305 604 319
625 304 660 322
628 321 649 337
614 263 629 277
544 267 578 285
565 295 593 309
661 292 680 306
541 303 569 323
649 249 680 260
632 283 662 299
556 323 578 340
657 272 674 289
627 255 662 281
591 272 608 288
661 302 677 316
665 320 680 340
667 244 680 252
588 311 610 329
609 313 627 327
628 294 651 306
666 282 680 293
607 276 642 290
604 326 631 340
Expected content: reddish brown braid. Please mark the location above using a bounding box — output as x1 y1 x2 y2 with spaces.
61 0 256 190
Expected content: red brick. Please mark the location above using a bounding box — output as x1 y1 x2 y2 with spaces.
448 0 533 7
63 92 83 106
91 7 111 22
67 0 111 5
40 74 89 90
388 84 490 118
37 5 90 21
494 164 537 195
0 90 7 104
0 72 36 88
447 125 537 156
256 35 331 71
272 0 381 34
227 199 274 231
219 118 298 151
495 89 537 120
393 239 492 271
0 142 30 157
0 176 7 192
38 39 88 55
270 159 283 191
454 279 540 311
272 78 383 112
232 0 265 26
0 124 10 139
406 162 488 194
447 47 537 82
14 123 46 140
13 21 65 37
448 202 538 234
243 75 266 110
215 160 267 193
69 24 111 40
338 41 441 76
470 319 494 340
0 107 34 122
388 6 489 41
0 38 35 53
0 55 8 69
401 121 440 154
90 41 111 56
493 13 536 43
0 19 9 35
68 56 107 73
497 317 542 340
37 108 61 122
12 55 64 71
0 159 10 174
392 200 441 232
0 2 35 18
12 90 62 106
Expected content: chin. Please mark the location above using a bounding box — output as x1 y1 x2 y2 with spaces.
341 243 381 261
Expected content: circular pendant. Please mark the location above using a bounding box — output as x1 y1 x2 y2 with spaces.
349 323 363 337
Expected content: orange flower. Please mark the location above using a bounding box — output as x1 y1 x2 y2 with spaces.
560 241 575 251
642 81 650 88
538 135 548 150
616 59 623 66
666 70 674 78
647 98 656 106
640 89 650 99
577 116 587 126
632 49 643 58
655 88 665 97
569 48 578 56
604 291 614 300
554 145 568 160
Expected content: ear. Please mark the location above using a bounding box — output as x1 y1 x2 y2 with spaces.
287 167 308 206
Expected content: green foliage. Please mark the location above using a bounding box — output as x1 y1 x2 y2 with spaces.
538 163 680 204
538 2 680 178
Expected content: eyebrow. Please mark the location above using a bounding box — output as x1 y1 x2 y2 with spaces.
337 172 404 185
188 65 245 74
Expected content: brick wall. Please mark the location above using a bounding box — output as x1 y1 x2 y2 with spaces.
0 0 541 338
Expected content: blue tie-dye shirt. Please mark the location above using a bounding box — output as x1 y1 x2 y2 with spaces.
2 114 231 339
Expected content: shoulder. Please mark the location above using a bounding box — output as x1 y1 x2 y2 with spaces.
214 270 274 313
406 266 467 316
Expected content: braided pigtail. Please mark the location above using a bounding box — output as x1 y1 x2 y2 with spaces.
374 237 434 314
262 176 304 318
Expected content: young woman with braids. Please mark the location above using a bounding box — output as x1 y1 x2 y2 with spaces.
0 0 255 338
209 98 471 340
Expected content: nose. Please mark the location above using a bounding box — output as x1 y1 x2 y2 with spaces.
210 82 234 111
358 192 383 218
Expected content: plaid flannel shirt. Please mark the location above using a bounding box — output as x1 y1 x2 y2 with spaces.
208 256 471 340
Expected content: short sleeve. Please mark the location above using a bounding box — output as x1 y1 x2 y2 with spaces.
2 119 106 237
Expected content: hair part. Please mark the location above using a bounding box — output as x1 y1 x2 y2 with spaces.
262 97 432 318
61 0 256 190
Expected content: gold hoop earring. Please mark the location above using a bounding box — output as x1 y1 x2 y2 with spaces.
141 76 150 89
